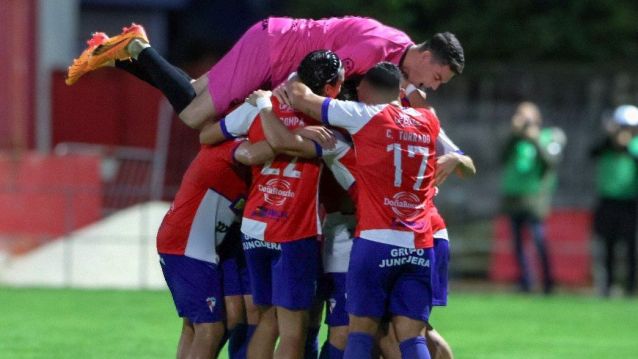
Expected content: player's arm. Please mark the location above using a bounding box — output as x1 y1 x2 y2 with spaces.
402 82 429 108
287 79 381 133
286 80 327 122
247 90 325 159
435 129 476 185
233 140 275 166
199 121 227 145
200 103 260 145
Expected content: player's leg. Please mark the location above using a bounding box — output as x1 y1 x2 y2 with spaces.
319 272 348 359
271 237 321 359
343 238 395 359
377 321 401 359
244 295 261 353
392 316 430 359
248 305 278 359
69 21 271 129
306 300 323 359
510 214 531 292
425 327 454 359
159 253 226 359
529 217 553 294
242 234 281 358
221 236 252 359
176 319 195 359
388 248 435 359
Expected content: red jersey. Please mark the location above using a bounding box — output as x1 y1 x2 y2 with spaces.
156 141 248 263
321 99 440 249
221 98 326 243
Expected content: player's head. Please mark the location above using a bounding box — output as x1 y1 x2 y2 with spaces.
357 62 402 104
405 32 464 91
297 50 344 99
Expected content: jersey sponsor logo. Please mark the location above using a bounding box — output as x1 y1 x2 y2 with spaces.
394 113 422 129
383 191 424 219
259 178 295 206
252 206 289 219
278 115 306 128
379 248 430 268
206 297 217 313
242 237 282 251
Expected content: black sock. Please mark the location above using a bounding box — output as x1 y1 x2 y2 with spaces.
115 59 193 89
135 47 196 114
115 59 157 87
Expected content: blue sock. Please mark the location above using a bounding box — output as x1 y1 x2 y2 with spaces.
304 326 321 359
228 323 247 359
344 332 373 359
399 336 430 359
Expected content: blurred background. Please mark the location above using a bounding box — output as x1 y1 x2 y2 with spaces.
2 0 638 294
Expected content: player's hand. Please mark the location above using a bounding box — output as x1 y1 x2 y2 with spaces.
246 90 272 106
273 83 292 107
295 126 336 150
435 153 461 185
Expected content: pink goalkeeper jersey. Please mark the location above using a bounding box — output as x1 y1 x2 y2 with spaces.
267 16 414 86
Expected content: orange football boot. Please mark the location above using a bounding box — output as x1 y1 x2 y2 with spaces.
66 23 148 85
65 32 109 85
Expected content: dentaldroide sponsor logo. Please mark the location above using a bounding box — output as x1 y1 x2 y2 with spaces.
258 178 295 206
383 191 423 219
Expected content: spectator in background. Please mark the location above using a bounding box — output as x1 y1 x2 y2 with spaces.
501 102 566 294
590 105 638 297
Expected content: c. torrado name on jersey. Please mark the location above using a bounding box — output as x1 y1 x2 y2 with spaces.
386 128 432 144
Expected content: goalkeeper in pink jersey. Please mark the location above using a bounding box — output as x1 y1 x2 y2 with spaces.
66 16 464 129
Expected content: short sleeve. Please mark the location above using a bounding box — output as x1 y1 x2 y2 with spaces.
222 102 260 138
321 98 385 134
436 128 464 156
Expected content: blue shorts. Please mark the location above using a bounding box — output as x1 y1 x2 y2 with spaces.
159 253 224 324
346 238 434 322
318 273 349 327
432 238 450 306
219 227 251 296
242 234 320 310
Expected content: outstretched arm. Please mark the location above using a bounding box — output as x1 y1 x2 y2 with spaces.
435 152 476 185
286 80 327 122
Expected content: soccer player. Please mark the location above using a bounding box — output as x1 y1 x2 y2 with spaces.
156 137 271 359
199 50 346 359
284 62 441 359
66 18 464 130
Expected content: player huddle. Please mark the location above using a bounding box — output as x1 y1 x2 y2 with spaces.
68 15 473 359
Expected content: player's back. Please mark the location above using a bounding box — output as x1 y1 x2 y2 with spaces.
267 16 413 85
351 105 440 248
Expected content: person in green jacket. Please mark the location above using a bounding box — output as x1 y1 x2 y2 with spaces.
591 105 638 297
501 102 565 294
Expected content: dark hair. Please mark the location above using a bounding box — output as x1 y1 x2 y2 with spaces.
418 32 464 75
362 62 401 94
297 50 343 95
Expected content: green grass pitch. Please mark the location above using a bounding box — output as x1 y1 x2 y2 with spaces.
1 287 636 358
